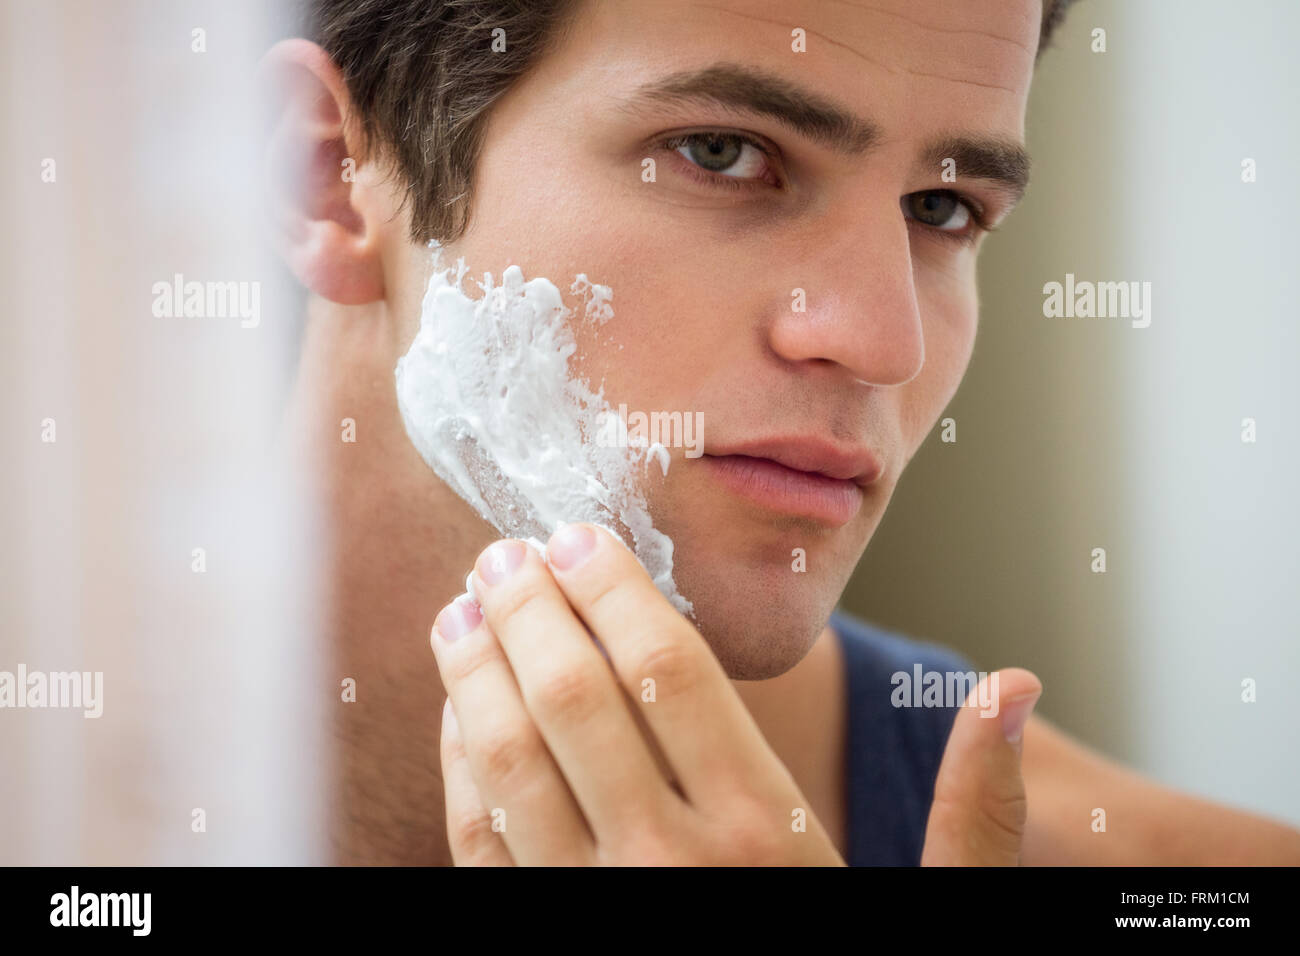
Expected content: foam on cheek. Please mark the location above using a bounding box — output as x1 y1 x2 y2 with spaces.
395 243 693 616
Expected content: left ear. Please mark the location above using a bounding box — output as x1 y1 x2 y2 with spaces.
259 38 387 305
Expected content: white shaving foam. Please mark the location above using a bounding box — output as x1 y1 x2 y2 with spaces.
395 244 692 615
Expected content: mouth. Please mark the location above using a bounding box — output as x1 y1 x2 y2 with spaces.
701 438 883 528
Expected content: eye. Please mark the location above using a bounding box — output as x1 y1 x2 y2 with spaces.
661 131 778 187
901 190 973 232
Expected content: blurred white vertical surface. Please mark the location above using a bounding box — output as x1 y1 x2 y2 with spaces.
0 0 327 863
1115 0 1300 822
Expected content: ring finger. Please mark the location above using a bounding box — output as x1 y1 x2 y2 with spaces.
431 594 594 865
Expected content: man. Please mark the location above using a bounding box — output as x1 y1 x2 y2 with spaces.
266 0 1300 864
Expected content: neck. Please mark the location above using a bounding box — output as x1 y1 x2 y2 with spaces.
292 294 488 864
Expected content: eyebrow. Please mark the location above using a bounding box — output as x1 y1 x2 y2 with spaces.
921 136 1030 205
617 62 1031 204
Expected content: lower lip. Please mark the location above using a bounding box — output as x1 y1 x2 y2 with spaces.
702 455 864 526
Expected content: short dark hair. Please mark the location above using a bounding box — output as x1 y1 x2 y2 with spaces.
307 0 1076 245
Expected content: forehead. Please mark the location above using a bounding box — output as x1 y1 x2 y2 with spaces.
554 0 1039 143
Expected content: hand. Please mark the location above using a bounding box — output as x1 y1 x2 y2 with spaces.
429 523 845 865
921 667 1043 865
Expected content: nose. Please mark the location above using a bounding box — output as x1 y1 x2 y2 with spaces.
767 198 925 387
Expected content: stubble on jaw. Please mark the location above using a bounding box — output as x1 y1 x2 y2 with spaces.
294 288 494 864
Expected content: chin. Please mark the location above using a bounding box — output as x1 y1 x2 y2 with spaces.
668 541 844 680
686 581 831 680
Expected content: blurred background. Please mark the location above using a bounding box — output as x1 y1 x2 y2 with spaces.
0 0 323 864
1 0 1296 865
845 0 1300 827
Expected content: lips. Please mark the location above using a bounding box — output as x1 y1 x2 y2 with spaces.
701 437 883 526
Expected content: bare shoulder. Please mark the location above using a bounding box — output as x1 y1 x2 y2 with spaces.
1018 714 1300 865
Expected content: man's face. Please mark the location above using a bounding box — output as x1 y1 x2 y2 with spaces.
413 0 1039 678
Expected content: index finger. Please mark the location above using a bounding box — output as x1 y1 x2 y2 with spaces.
542 523 787 807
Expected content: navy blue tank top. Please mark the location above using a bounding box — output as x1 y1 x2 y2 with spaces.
828 610 976 866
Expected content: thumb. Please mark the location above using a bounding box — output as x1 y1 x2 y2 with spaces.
920 667 1042 866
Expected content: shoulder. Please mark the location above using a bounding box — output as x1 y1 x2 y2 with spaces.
830 609 977 678
830 609 976 755
829 609 977 865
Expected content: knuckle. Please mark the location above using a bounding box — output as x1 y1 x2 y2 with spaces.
604 795 699 865
449 807 498 853
490 581 551 632
439 725 467 763
474 720 539 789
529 663 606 727
927 786 1025 859
602 823 679 867
580 568 625 618
707 797 778 858
441 637 501 689
979 789 1028 842
630 637 701 695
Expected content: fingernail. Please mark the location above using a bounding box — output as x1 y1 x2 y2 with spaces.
434 595 482 642
1001 691 1041 744
477 539 526 586
547 523 597 571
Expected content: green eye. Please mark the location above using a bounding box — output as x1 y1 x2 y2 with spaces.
665 131 770 181
903 191 971 231
684 134 744 172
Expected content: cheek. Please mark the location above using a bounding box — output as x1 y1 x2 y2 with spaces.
896 276 979 449
565 244 739 413
930 282 979 391
459 127 758 412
